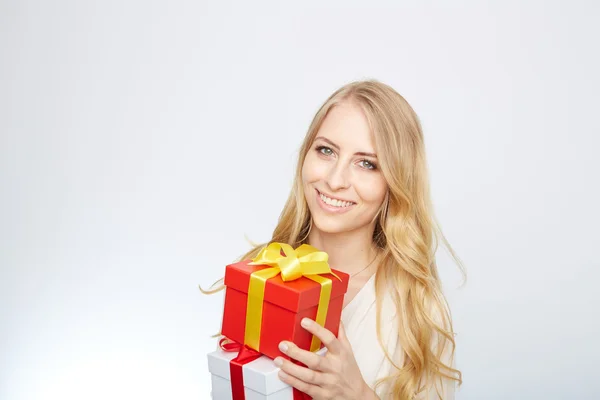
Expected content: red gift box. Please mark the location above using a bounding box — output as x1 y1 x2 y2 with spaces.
221 258 349 361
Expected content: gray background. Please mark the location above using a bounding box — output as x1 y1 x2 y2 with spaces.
1 1 599 399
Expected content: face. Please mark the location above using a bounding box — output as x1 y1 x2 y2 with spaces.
301 101 388 235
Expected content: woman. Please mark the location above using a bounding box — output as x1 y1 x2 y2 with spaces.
212 80 463 399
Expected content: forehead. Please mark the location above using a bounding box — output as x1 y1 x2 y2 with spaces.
316 102 375 152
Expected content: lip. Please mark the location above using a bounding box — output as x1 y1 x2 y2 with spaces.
315 189 356 214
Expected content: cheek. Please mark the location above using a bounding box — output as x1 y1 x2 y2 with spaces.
302 153 326 184
356 174 387 205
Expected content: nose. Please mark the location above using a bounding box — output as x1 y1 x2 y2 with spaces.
325 160 350 191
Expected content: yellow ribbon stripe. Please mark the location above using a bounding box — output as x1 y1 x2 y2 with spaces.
305 274 332 351
244 243 339 352
244 267 282 351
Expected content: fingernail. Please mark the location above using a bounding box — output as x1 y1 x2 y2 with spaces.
301 318 311 328
279 342 288 353
274 357 283 367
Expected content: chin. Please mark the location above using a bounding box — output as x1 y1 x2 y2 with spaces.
311 213 357 235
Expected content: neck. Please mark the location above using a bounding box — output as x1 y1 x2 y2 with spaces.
307 223 378 275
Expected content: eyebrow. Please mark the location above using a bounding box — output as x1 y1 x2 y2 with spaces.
314 136 378 158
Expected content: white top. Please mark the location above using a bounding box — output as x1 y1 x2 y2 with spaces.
341 274 456 400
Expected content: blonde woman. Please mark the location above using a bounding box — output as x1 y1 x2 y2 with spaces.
213 80 462 399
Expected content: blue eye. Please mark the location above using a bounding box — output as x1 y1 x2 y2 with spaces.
359 159 377 170
316 146 333 156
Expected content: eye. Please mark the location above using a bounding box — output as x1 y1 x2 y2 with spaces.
316 145 334 156
358 159 377 170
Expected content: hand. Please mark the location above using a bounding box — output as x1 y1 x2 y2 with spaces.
274 318 378 400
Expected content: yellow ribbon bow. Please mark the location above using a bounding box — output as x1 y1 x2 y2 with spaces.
244 242 340 352
248 242 338 280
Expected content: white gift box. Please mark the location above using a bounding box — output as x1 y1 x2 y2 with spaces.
208 347 327 400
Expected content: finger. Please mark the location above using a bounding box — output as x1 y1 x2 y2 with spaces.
301 318 343 354
274 356 330 386
337 320 348 343
279 340 329 371
277 369 324 399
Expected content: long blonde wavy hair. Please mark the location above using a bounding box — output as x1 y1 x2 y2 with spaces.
204 80 463 399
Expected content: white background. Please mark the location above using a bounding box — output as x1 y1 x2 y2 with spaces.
1 1 599 399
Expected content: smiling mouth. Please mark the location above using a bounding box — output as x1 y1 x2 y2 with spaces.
316 189 356 208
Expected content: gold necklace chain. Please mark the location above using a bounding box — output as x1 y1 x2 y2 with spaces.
349 252 379 278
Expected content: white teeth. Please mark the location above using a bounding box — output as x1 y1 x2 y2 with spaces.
319 192 353 208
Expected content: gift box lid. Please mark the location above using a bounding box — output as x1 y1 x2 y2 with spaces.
224 260 349 313
207 347 328 395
